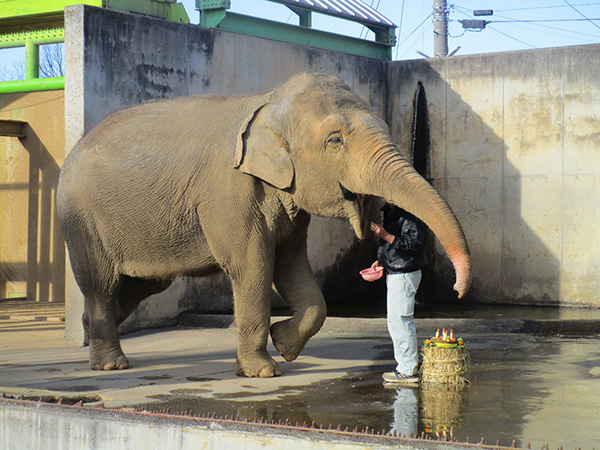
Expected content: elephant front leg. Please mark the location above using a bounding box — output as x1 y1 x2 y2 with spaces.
270 235 327 362
231 273 281 378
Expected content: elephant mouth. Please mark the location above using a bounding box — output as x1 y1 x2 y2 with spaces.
339 183 366 207
339 183 369 238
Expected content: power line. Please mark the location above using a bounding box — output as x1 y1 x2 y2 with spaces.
453 3 599 43
487 10 600 38
399 20 432 58
453 3 600 24
494 3 600 13
358 1 376 40
486 25 536 49
562 0 600 30
450 6 537 51
394 0 599 60
397 13 432 47
358 0 382 40
394 0 407 60
491 14 600 42
503 18 600 40
488 18 600 23
398 0 406 39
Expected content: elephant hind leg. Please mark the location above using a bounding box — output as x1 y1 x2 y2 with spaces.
82 278 130 370
86 293 130 370
115 276 172 326
65 221 129 370
85 277 171 370
84 275 130 370
87 277 172 369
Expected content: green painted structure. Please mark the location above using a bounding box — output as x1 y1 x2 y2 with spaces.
196 0 397 60
0 27 65 93
0 0 189 30
0 0 189 94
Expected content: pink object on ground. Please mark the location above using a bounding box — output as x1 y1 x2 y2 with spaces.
359 266 384 282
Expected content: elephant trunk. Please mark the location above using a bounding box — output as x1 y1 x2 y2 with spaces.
357 147 472 299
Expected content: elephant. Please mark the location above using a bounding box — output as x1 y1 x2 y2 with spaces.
57 72 472 377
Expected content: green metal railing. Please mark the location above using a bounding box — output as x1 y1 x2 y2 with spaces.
0 28 65 94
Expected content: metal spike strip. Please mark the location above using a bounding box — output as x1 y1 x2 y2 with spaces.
0 393 535 449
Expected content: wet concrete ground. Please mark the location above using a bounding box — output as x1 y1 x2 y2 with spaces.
137 331 600 450
1 302 599 449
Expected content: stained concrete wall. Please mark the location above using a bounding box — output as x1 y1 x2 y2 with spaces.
61 5 599 344
0 400 443 450
0 91 66 303
387 45 600 307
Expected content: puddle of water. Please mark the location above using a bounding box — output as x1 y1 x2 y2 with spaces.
140 334 600 450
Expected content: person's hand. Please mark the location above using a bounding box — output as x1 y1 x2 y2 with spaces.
370 260 381 269
370 222 385 238
370 222 394 244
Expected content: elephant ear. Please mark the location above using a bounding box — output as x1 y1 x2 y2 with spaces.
234 100 294 190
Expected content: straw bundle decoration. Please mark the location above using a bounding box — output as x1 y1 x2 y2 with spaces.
419 328 470 386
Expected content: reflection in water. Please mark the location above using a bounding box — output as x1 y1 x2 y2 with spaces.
390 387 418 437
389 383 468 440
419 383 468 440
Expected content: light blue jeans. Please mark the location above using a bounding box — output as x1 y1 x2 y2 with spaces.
386 271 421 376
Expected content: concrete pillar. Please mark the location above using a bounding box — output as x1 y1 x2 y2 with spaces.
64 5 86 346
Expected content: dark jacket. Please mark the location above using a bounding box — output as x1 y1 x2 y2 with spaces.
377 205 427 274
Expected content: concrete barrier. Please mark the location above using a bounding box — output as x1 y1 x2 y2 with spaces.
0 398 473 450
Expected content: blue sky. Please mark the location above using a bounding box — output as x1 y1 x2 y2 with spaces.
1 0 598 73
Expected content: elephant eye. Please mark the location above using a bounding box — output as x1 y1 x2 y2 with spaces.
326 134 344 147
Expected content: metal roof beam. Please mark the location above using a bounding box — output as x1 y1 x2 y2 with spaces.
266 0 395 29
286 6 312 28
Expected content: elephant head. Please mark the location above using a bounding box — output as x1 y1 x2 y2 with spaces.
234 73 472 298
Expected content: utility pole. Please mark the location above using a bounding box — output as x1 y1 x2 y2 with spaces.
433 0 449 57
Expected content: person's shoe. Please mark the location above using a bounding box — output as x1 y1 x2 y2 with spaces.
382 371 419 384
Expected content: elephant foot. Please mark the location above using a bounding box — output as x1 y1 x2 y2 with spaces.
235 351 281 378
89 346 130 370
270 319 305 362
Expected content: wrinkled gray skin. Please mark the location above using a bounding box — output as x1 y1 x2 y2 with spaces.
57 73 472 377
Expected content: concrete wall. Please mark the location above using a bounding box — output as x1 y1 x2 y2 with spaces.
0 91 66 302
387 45 600 307
0 400 441 450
